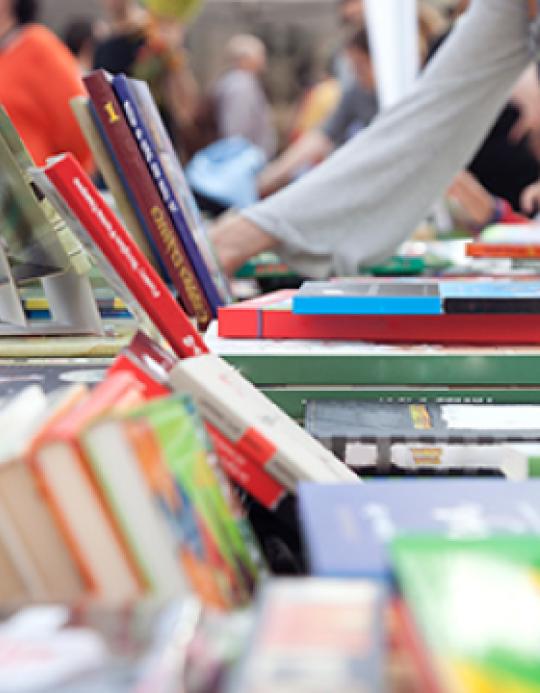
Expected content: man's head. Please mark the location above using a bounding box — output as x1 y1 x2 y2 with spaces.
338 0 364 29
225 34 267 75
346 27 374 91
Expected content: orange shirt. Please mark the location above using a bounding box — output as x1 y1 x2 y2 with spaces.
0 24 92 171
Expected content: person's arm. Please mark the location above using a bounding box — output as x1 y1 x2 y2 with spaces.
257 130 333 197
211 0 532 278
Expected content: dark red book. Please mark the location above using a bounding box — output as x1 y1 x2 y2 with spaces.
218 289 540 345
42 153 208 359
83 70 213 329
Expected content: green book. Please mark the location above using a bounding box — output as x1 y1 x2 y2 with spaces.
123 395 261 609
206 326 540 387
391 535 540 692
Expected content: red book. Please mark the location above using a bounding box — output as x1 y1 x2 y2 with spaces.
42 153 208 359
218 289 540 345
110 331 287 508
83 70 213 329
467 242 540 259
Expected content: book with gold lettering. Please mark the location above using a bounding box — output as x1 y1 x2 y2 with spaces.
83 70 213 330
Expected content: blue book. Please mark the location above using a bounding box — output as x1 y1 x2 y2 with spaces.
298 479 540 579
292 280 442 315
112 75 225 316
440 280 540 313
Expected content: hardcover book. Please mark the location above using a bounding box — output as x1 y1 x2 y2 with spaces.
298 479 540 579
218 289 540 344
113 75 227 312
83 70 213 328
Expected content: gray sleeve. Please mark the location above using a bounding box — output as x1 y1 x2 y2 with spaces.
242 0 532 277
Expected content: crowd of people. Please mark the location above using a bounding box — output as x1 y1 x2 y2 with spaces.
1 0 540 278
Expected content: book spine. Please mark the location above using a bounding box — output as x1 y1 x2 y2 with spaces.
205 421 286 510
44 154 208 359
113 75 222 318
83 71 213 329
467 243 540 258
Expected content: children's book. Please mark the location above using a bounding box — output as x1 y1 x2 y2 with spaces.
298 479 540 579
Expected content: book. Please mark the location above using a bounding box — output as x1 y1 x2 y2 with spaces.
390 535 540 693
298 479 540 579
32 372 148 601
35 153 208 359
229 578 385 693
205 323 540 388
116 395 261 609
305 400 540 472
82 411 189 599
467 223 540 258
70 95 159 271
293 280 442 315
109 331 287 509
218 289 540 344
83 70 213 329
169 353 359 492
112 75 225 315
440 280 540 314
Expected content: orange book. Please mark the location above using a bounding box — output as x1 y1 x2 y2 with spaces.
31 372 149 602
467 242 540 259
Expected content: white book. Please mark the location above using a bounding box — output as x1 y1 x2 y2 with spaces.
169 354 359 492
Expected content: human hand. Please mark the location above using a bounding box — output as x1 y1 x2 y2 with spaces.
209 212 277 275
520 180 540 215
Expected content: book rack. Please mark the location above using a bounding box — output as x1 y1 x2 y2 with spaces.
0 243 103 336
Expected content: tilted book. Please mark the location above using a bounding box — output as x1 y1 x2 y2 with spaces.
35 153 208 359
112 74 225 315
83 70 213 329
169 353 359 492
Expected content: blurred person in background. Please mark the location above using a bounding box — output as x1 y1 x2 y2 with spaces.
209 0 540 279
94 0 200 160
212 34 277 159
258 28 376 197
63 18 96 74
0 0 93 171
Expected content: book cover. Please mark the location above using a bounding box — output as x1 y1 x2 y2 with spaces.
293 280 442 315
169 353 359 493
390 535 540 693
441 280 540 314
218 289 540 344
112 75 224 316
298 479 540 579
37 153 208 359
229 578 385 693
122 395 260 609
83 70 212 329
